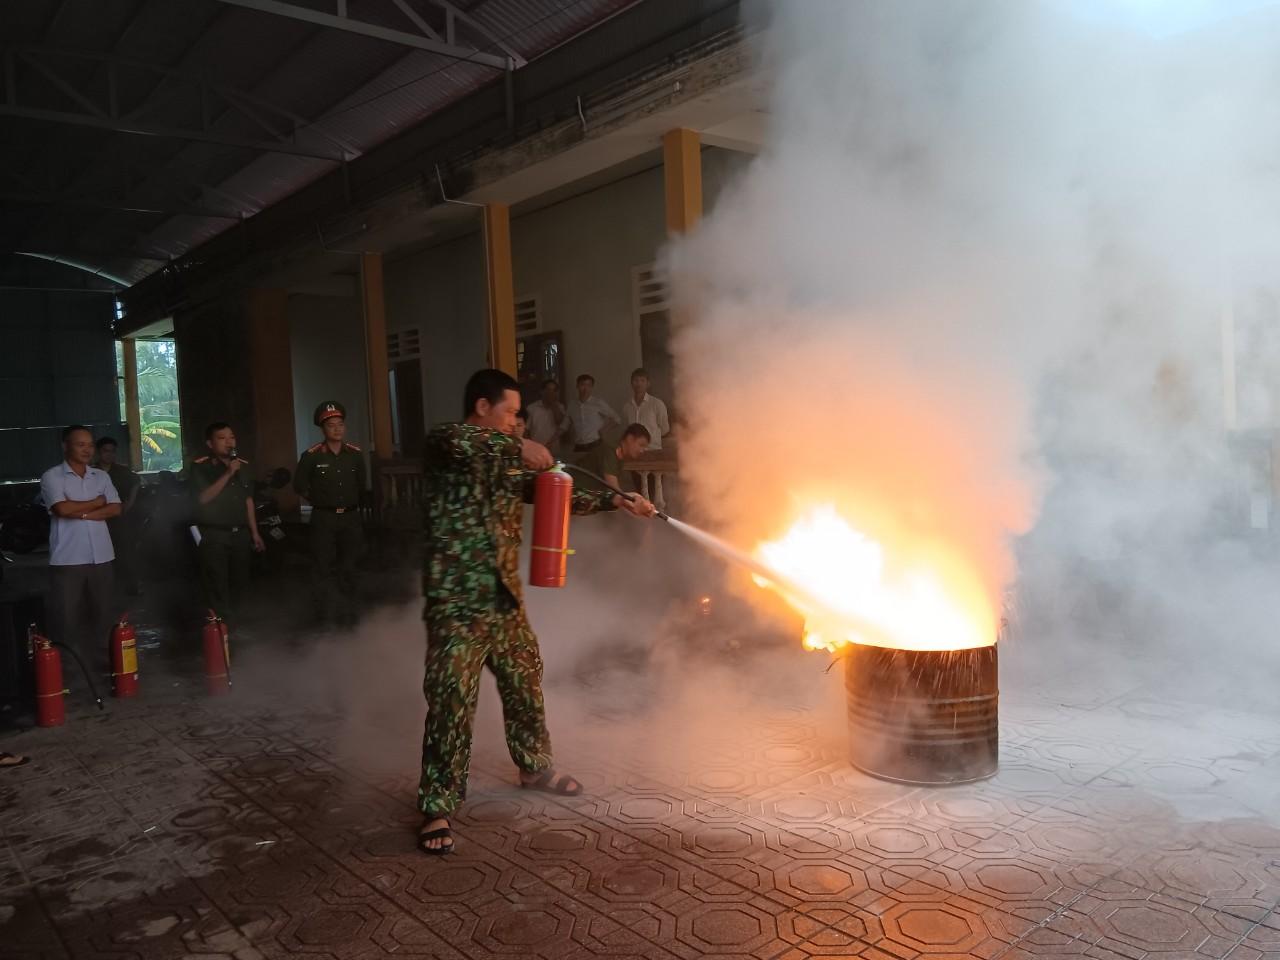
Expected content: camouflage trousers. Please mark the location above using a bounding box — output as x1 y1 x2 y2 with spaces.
418 603 551 817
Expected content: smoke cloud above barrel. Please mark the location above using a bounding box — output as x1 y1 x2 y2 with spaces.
669 0 1280 692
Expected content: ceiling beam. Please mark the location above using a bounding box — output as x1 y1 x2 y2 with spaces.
13 252 141 287
7 45 360 161
0 104 346 161
0 191 242 221
392 0 527 66
213 0 517 69
14 246 170 264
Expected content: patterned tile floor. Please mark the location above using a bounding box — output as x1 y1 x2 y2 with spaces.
3 602 1280 960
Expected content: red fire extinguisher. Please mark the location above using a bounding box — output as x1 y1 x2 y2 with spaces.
202 611 231 696
109 615 139 698
529 465 575 588
32 626 65 727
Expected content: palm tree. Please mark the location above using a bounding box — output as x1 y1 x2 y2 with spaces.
133 341 184 471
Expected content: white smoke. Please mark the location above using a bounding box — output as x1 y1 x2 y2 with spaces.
669 0 1280 702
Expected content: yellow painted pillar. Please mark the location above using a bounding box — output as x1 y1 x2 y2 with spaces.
663 128 703 234
121 338 142 469
361 252 394 459
483 203 518 376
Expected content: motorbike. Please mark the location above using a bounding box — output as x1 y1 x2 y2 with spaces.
251 467 293 574
0 496 50 555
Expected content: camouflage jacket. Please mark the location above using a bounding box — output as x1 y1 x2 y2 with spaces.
422 423 615 617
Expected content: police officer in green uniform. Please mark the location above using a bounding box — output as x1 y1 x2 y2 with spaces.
190 422 264 626
294 401 365 627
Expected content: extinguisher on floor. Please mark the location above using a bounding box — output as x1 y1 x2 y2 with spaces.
202 610 231 696
30 625 104 726
109 615 139 699
32 627 64 727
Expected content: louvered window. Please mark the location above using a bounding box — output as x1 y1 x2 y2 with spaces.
515 295 541 335
632 263 670 317
387 327 421 360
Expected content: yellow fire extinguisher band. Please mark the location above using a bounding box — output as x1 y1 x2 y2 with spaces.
530 545 576 555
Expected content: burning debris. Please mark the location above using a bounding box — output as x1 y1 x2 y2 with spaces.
744 505 1000 784
752 506 995 653
655 503 1002 785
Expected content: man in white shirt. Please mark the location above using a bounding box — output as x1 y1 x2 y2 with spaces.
40 425 122 683
621 368 670 451
524 379 571 455
569 374 620 460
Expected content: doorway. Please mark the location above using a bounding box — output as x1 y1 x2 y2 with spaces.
390 358 425 458
517 331 565 409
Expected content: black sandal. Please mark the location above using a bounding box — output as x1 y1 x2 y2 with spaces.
520 769 583 796
418 817 454 856
0 752 29 769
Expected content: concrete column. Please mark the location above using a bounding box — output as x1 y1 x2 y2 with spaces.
663 128 703 234
483 203 518 376
361 252 394 459
245 288 297 477
121 338 142 469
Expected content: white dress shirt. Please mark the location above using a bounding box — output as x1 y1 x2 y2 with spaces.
622 393 670 451
569 396 620 445
525 400 570 446
40 462 120 566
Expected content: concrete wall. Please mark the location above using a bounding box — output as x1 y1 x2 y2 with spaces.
0 290 119 481
381 146 752 425
510 165 663 411
384 230 487 428
175 301 254 465
161 149 752 471
288 294 369 457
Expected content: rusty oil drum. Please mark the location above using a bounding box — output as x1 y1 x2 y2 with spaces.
844 643 998 785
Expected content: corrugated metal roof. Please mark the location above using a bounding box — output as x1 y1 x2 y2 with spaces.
0 0 639 286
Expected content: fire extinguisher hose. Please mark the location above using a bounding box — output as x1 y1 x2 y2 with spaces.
561 464 670 521
50 641 105 710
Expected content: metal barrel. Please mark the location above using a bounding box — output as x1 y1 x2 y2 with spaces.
844 643 998 785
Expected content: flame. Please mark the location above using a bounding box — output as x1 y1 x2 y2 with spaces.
753 506 996 652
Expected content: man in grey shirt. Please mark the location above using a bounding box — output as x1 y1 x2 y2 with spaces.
40 425 121 683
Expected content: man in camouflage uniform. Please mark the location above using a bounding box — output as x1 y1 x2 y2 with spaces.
190 422 264 626
418 368 654 855
295 401 364 627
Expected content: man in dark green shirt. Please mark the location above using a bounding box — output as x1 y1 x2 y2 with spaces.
295 400 365 627
190 421 263 626
94 436 141 596
596 423 652 493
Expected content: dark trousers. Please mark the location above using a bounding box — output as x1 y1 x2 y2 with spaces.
198 528 251 625
310 510 364 623
48 562 116 679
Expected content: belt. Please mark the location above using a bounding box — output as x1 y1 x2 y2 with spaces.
573 440 601 451
199 523 244 533
312 505 358 514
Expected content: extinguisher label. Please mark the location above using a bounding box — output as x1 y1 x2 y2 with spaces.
120 639 137 675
